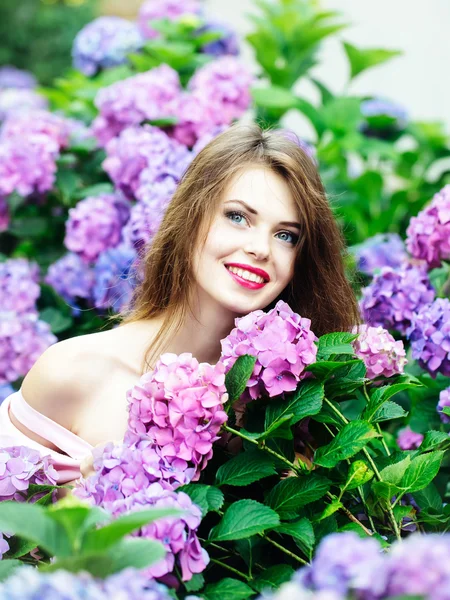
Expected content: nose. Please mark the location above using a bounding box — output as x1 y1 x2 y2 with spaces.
244 230 270 262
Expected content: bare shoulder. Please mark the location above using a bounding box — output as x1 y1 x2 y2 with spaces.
21 329 121 429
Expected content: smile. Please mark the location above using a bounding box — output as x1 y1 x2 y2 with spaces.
225 265 269 290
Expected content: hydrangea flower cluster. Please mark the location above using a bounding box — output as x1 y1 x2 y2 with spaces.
127 353 228 476
406 184 450 269
396 426 424 450
352 233 408 276
270 532 450 599
0 259 40 314
64 193 130 263
352 324 407 379
75 433 207 582
103 125 191 202
196 21 239 57
360 263 436 335
0 566 174 600
92 244 138 313
122 200 164 252
437 387 450 424
0 88 48 121
45 253 95 313
72 16 144 76
0 311 57 384
0 197 8 232
92 65 182 145
221 300 318 401
407 298 450 377
0 446 58 501
138 0 202 39
0 533 9 558
0 66 37 90
361 98 408 129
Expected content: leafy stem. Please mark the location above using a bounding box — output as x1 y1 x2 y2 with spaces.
362 384 391 457
210 558 252 582
260 533 308 565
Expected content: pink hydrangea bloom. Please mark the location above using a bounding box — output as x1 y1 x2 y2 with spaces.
437 388 450 424
406 185 450 269
0 259 40 314
127 353 228 478
1 109 73 149
64 193 130 263
0 446 58 501
188 57 254 125
0 311 56 384
352 324 407 380
397 427 424 450
92 65 182 145
221 300 318 401
138 0 201 39
0 89 47 121
0 197 8 232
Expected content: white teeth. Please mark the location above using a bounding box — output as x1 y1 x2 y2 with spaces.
227 266 265 284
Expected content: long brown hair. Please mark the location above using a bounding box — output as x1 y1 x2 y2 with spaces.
122 123 360 370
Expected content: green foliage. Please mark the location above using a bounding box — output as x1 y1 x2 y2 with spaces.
342 41 402 80
225 355 257 403
209 500 280 541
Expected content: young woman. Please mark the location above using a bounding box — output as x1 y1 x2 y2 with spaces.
0 123 359 482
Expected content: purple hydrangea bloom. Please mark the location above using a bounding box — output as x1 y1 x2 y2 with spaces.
298 532 384 596
197 20 240 57
0 446 58 501
382 534 450 597
437 388 450 424
188 56 253 125
280 129 317 163
0 311 56 384
191 125 229 156
72 16 144 77
0 89 48 121
45 253 94 312
138 0 202 39
0 566 173 599
127 353 228 477
0 383 14 404
0 532 9 558
0 66 37 90
92 65 182 145
406 185 450 269
92 244 138 312
396 426 424 450
0 259 40 314
352 233 408 276
0 197 8 232
64 193 130 263
221 300 318 401
1 109 73 149
360 263 436 335
103 124 192 202
122 199 164 252
407 298 450 377
361 98 408 129
352 324 407 379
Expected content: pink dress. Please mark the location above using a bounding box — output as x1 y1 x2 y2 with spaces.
0 390 93 483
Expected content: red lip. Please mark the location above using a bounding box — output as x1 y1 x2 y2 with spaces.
225 263 270 282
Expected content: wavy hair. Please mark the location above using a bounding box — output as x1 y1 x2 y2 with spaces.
121 123 360 371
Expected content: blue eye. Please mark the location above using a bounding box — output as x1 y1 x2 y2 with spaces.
226 210 247 225
276 231 298 245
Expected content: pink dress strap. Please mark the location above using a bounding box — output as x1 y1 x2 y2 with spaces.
0 390 93 483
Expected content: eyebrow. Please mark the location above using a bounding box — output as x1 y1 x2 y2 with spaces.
225 199 302 230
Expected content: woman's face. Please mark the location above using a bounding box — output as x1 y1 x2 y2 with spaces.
192 165 301 318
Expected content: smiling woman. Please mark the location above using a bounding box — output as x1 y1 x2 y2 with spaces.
1 123 360 480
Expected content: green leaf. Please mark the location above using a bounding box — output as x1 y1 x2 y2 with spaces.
225 355 257 402
317 332 357 359
0 560 22 582
401 451 444 493
371 481 403 502
380 456 411 485
251 85 298 110
45 538 165 578
74 183 114 200
343 41 402 79
315 498 343 521
252 565 295 593
177 484 224 517
314 421 379 468
9 217 48 238
307 359 361 380
371 401 408 423
343 459 374 491
184 573 205 593
204 578 254 600
325 361 367 397
364 377 422 421
265 380 324 430
273 517 314 559
4 535 39 559
321 97 362 135
413 483 442 514
209 500 280 542
0 502 70 557
81 507 180 554
55 168 80 205
266 476 331 519
216 452 276 487
39 307 73 334
419 431 450 452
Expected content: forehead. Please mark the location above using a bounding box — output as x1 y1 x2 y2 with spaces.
221 166 298 220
